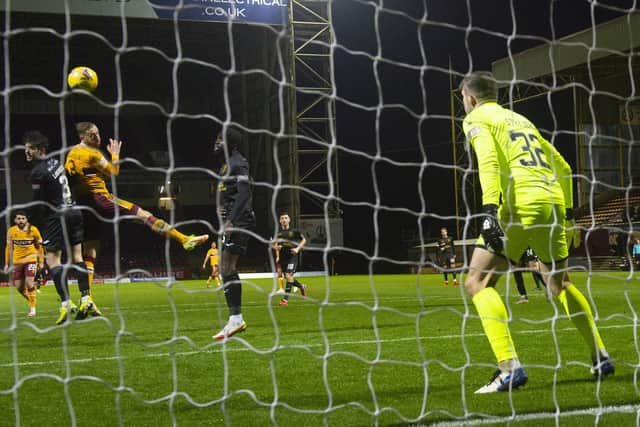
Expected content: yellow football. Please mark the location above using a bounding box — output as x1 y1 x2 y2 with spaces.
67 66 98 92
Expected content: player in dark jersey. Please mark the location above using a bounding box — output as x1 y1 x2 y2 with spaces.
513 248 545 304
274 212 307 306
437 227 458 286
212 126 256 340
24 130 100 324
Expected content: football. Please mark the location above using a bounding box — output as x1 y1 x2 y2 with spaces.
67 66 98 92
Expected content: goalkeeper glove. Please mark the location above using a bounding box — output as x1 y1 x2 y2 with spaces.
565 208 581 249
480 204 504 252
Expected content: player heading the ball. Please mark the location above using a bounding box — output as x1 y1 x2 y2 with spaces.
65 122 209 288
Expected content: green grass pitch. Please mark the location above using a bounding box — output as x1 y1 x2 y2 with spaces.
1 272 638 426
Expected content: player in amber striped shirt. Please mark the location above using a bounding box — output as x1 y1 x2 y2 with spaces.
65 122 208 287
4 211 43 317
202 241 221 287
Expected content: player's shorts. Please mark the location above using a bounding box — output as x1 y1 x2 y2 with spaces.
42 209 84 251
79 193 140 241
222 210 256 255
279 253 299 275
440 254 455 268
476 203 567 264
12 262 37 281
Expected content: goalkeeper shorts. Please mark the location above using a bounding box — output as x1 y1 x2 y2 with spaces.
499 203 568 265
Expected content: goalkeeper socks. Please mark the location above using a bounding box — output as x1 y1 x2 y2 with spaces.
557 284 606 356
74 262 91 297
222 272 242 315
146 215 187 243
278 276 284 290
472 287 518 363
50 265 70 302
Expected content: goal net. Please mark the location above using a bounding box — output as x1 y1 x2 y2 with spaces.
1 0 638 425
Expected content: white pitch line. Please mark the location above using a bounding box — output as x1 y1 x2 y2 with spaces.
0 323 634 369
428 403 640 426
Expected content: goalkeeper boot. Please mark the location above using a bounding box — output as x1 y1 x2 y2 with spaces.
591 356 615 379
213 320 247 340
474 367 528 394
89 301 102 317
56 305 72 325
183 234 209 251
76 297 98 320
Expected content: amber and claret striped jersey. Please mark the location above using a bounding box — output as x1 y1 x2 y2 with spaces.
65 143 119 197
207 248 219 266
5 225 43 265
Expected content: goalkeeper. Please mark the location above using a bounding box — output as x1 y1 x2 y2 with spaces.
460 72 613 394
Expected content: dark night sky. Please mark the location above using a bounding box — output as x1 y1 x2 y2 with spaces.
0 1 636 273
327 0 634 272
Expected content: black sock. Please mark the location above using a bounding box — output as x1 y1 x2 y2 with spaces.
222 272 242 315
284 282 292 301
452 273 457 280
513 271 527 298
533 272 545 288
74 262 91 297
443 273 448 281
50 266 69 302
293 279 303 289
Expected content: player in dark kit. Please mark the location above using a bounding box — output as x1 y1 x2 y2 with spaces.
24 130 100 324
212 126 256 340
274 212 307 306
437 227 458 286
513 248 545 304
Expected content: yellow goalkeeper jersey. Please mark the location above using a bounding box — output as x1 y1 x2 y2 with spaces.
5 225 43 264
65 143 119 197
462 102 572 213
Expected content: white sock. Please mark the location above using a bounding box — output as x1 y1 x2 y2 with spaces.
498 358 521 372
61 300 70 308
230 314 243 324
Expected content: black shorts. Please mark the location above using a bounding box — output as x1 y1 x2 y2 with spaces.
441 253 455 268
279 253 299 274
42 209 84 251
222 211 256 255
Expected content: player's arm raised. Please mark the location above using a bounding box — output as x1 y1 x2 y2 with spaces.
97 138 122 177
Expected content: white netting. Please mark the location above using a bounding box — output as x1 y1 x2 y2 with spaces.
1 0 639 425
